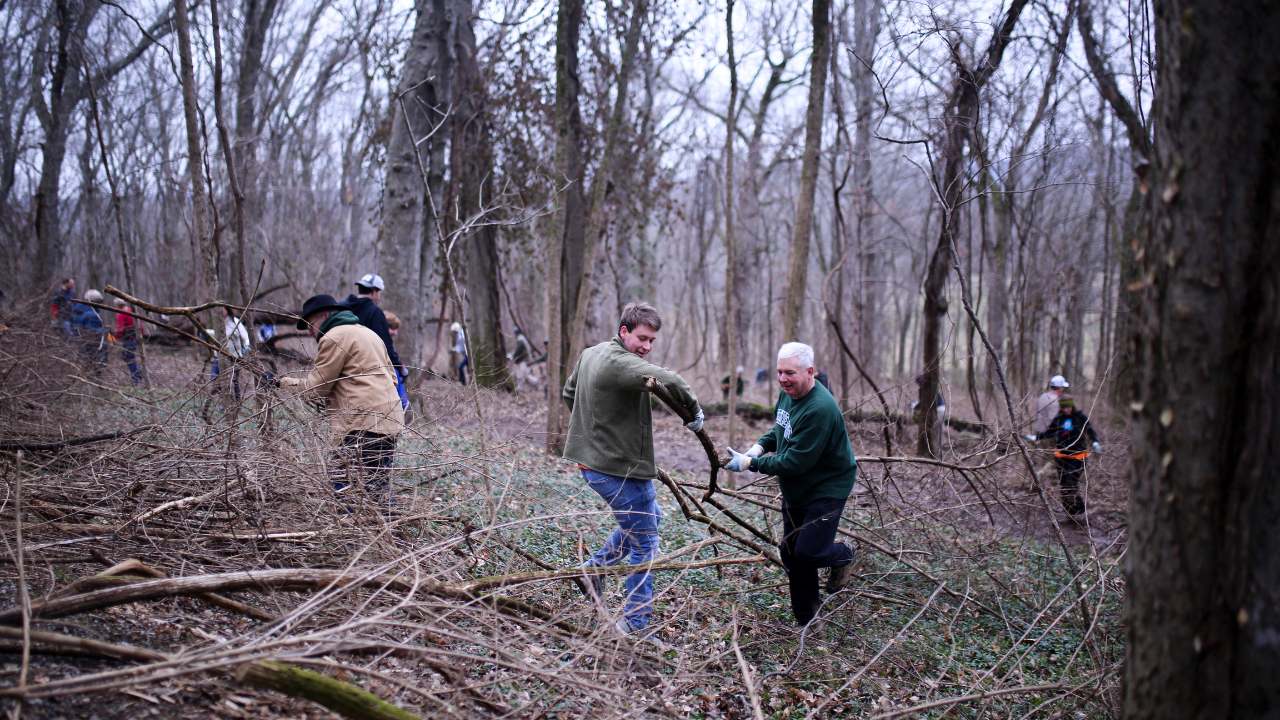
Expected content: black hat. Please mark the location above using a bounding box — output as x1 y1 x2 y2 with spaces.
296 294 348 329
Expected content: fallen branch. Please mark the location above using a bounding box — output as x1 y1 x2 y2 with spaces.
0 568 587 636
461 553 765 593
0 425 158 453
0 626 166 663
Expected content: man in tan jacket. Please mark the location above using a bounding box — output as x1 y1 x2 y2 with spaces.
281 294 405 506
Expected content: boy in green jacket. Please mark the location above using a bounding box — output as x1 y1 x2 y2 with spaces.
725 341 858 625
562 302 704 635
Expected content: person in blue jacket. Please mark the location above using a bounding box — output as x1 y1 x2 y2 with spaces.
71 289 108 375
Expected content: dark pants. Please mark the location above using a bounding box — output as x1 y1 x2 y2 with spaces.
1055 457 1085 515
120 338 143 385
332 431 397 506
780 497 855 625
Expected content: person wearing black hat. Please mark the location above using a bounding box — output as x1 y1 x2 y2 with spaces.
281 294 405 508
1025 395 1102 516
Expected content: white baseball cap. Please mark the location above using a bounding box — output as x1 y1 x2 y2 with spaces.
355 273 385 291
1049 375 1070 389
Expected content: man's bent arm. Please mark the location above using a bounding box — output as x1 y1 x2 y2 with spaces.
286 337 345 402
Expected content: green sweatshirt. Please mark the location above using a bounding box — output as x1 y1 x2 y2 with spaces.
562 337 700 479
752 381 857 506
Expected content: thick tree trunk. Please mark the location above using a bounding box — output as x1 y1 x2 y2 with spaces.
781 0 831 341
32 1 99 287
1123 2 1280 715
545 0 585 453
377 0 450 373
451 0 510 389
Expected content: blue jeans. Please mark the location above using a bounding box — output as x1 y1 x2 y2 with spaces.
582 468 662 630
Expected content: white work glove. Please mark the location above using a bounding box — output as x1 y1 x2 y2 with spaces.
1092 441 1102 453
747 443 764 458
685 407 705 433
725 446 752 472
1024 434 1037 442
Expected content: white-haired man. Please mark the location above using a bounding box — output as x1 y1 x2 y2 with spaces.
724 342 858 625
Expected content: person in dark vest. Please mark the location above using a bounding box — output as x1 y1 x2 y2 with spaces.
345 273 408 411
725 342 859 626
1026 395 1101 516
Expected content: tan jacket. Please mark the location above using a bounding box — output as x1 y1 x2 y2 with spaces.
282 323 404 439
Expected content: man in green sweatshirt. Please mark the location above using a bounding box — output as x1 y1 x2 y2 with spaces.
562 302 704 635
724 341 857 625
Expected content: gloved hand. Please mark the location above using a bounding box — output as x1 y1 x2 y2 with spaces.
685 407 705 433
1092 441 1102 453
747 443 764 458
1024 434 1038 442
725 446 752 472
260 370 279 389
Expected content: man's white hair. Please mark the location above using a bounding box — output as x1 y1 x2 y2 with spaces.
777 342 815 369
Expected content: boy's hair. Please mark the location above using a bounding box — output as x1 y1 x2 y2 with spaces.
384 311 400 329
619 302 662 333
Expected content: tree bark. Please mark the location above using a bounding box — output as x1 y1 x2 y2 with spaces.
544 0 585 453
377 0 451 373
723 0 740 451
451 0 511 389
172 0 218 303
1123 1 1280 715
781 0 831 341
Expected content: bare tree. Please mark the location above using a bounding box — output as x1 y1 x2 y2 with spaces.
723 0 740 450
916 0 1029 456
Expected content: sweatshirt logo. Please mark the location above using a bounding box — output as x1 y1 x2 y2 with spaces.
776 409 793 440
1063 418 1074 432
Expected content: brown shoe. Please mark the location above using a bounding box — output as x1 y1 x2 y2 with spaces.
826 547 858 593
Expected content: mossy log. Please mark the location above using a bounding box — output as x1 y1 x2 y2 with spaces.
238 660 421 720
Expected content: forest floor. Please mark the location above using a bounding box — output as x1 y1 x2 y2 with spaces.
0 321 1127 719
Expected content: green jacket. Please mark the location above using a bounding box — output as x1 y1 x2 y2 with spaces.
562 337 700 479
752 381 857 506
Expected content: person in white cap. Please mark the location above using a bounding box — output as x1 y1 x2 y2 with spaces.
345 273 408 410
449 322 469 385
1032 375 1070 434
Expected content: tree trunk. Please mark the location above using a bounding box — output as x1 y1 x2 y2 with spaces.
723 0 740 453
1123 2 1280 715
781 0 831 341
230 0 281 306
451 0 510 389
32 1 99 287
545 0 585 454
376 0 450 373
173 0 217 302
852 0 882 385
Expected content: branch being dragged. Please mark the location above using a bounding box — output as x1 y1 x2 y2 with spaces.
644 376 726 500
